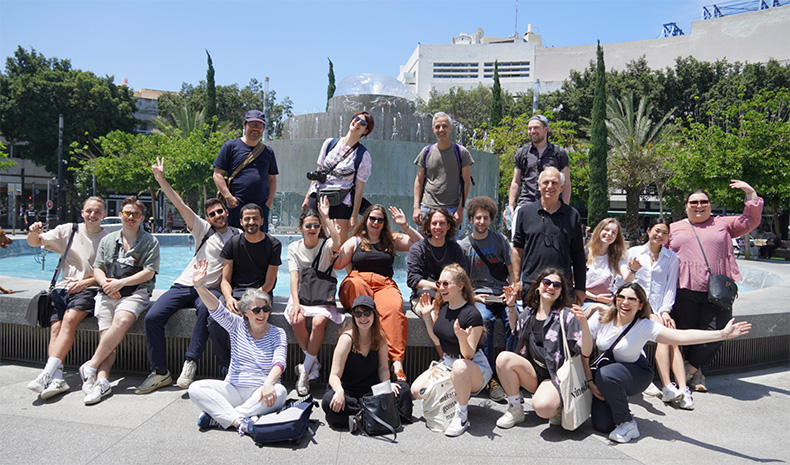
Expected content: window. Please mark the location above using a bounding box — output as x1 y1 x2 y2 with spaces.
433 62 479 79
483 61 530 78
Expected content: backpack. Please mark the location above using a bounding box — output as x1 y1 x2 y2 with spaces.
251 395 317 445
421 143 475 206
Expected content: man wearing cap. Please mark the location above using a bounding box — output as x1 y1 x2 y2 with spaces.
213 110 279 230
506 115 571 227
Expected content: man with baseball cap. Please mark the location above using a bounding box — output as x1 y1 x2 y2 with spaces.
506 115 571 231
213 109 279 230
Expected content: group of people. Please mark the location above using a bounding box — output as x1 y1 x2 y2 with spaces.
23 109 758 443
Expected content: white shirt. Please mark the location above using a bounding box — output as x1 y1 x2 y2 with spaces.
174 218 236 288
589 316 663 363
626 244 680 315
586 253 628 296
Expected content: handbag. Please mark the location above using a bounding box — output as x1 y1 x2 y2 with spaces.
298 239 337 306
25 224 79 327
251 395 316 444
469 238 510 283
557 309 591 431
589 315 638 378
106 241 143 297
688 220 738 310
353 392 401 441
216 141 266 201
419 361 457 433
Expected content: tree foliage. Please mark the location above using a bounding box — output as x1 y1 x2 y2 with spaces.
0 46 137 175
588 42 609 227
327 58 336 111
205 50 217 130
490 61 503 127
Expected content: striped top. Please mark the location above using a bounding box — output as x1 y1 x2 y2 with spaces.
210 302 287 389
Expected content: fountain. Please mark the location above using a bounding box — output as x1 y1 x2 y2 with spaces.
268 73 499 229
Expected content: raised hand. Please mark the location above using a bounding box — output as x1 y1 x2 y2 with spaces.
389 206 407 228
192 259 208 288
151 157 165 182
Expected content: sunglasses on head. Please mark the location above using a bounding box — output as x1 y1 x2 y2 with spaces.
368 216 385 224
541 278 563 289
352 115 368 126
302 223 321 230
688 200 710 207
248 306 271 315
353 309 373 318
207 208 225 218
121 211 142 219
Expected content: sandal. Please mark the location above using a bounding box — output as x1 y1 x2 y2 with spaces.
392 367 407 383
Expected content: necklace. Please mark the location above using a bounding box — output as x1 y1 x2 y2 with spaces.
429 241 447 263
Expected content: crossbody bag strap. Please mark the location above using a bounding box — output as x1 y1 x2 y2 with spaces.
602 313 639 357
469 237 498 272
227 141 266 184
50 223 79 291
688 219 713 276
559 309 572 361
322 141 359 176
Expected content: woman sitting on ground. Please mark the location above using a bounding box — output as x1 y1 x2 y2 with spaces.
188 259 287 436
583 218 632 316
335 204 421 383
626 218 691 409
582 282 751 443
494 267 591 429
322 295 413 429
411 264 493 437
287 196 344 396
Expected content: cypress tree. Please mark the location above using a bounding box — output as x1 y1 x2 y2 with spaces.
588 41 609 225
205 50 217 132
327 58 336 111
490 60 503 126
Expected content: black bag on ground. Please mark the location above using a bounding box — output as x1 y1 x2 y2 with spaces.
251 395 316 445
298 239 338 306
353 392 401 440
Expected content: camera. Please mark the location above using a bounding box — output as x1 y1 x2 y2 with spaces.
306 169 328 183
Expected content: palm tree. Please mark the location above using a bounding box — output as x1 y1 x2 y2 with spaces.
152 103 205 137
606 93 675 239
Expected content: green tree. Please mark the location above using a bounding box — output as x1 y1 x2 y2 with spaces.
205 50 217 131
152 102 205 137
606 93 676 238
0 140 14 171
490 61 503 127
327 58 336 111
588 41 609 226
0 46 137 175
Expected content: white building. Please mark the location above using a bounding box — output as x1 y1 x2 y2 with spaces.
398 5 790 102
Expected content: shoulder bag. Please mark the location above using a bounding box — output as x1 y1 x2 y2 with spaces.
688 220 738 310
469 237 510 283
419 361 457 433
106 240 144 297
314 140 362 207
352 392 401 441
298 239 338 307
557 309 592 431
216 141 266 201
25 224 79 327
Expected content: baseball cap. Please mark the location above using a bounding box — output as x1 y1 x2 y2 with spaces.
244 109 265 124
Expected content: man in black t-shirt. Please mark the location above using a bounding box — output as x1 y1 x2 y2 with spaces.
208 203 282 370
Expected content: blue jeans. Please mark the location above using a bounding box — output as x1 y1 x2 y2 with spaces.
144 284 222 372
474 301 516 370
420 205 457 217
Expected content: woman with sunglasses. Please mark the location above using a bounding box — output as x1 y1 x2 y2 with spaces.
188 259 287 436
583 218 632 317
322 295 413 429
582 282 751 443
335 204 421 383
303 111 375 242
411 264 493 437
494 267 591 429
287 197 344 396
666 180 762 392
627 218 691 408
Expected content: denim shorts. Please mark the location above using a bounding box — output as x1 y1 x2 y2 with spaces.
439 349 493 394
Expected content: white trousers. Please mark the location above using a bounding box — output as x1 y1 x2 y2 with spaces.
188 379 287 429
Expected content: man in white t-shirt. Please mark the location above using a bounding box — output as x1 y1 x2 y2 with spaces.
135 158 240 395
26 197 109 400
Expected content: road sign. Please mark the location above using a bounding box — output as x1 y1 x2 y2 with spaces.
46 200 53 209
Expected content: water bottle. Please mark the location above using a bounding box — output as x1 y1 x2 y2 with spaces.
504 204 513 231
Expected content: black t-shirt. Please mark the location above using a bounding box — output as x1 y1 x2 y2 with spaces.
514 143 569 206
220 233 282 289
432 301 483 356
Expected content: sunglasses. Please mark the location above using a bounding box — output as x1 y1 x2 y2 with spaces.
353 309 373 318
352 115 368 127
615 295 639 303
248 306 271 314
688 200 710 207
120 211 142 219
436 280 454 288
541 278 563 289
302 223 321 230
207 208 225 218
368 216 385 224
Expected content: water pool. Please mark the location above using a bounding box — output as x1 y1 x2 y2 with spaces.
0 245 410 299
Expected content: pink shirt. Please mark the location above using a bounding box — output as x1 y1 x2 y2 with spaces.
666 198 763 292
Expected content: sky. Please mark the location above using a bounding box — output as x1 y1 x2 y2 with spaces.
1 0 707 115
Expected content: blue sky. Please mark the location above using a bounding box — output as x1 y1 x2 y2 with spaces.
1 0 705 115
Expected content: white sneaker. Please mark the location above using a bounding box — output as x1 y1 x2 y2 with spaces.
27 371 51 393
444 414 470 437
676 386 695 410
79 362 97 394
176 360 197 388
548 409 563 426
296 364 310 396
660 383 683 403
643 383 662 397
496 404 525 429
40 379 70 400
307 361 321 381
609 420 640 443
134 371 172 394
84 381 112 405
